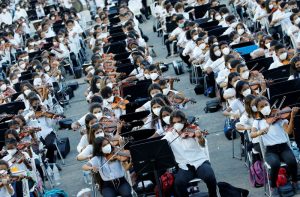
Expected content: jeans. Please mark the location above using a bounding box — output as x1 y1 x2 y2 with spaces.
102 177 132 197
174 161 217 197
265 143 297 188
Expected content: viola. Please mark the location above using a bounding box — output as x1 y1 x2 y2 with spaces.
266 106 292 124
104 148 131 162
180 124 209 139
35 111 65 119
111 96 129 110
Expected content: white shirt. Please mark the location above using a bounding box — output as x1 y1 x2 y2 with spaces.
268 59 283 70
13 9 28 21
170 27 184 38
0 12 13 25
77 134 89 153
271 9 285 27
182 40 196 56
229 99 245 117
237 112 258 143
0 186 13 197
78 144 93 158
252 119 288 146
216 68 230 85
163 130 209 170
288 73 300 80
142 115 164 135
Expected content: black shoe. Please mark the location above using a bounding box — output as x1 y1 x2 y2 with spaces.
166 54 171 58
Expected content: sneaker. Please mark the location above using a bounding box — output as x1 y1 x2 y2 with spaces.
271 187 280 197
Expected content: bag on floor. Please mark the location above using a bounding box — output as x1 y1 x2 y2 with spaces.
278 182 295 197
155 172 174 197
218 182 249 197
204 98 221 113
249 160 265 188
172 60 184 75
223 118 237 140
276 167 288 187
57 137 70 159
44 189 68 197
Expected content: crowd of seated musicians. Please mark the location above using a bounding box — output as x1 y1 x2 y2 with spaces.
0 0 300 196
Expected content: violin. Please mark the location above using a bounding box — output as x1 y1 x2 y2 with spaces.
104 148 131 162
111 96 129 110
180 124 209 139
35 111 65 119
266 106 292 124
161 77 180 82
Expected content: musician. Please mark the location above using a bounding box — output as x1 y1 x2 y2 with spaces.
0 79 16 103
269 43 290 70
135 84 163 112
101 86 125 118
77 114 98 153
288 55 300 80
163 111 217 197
0 160 14 197
82 137 132 197
251 96 299 195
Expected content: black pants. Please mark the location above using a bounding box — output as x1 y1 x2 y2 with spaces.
165 39 177 55
179 52 191 68
174 161 217 197
265 143 297 188
41 132 57 163
102 177 132 197
269 25 283 40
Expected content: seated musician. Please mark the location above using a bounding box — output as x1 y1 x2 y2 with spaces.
101 87 125 118
269 43 292 70
163 110 217 197
251 96 299 195
0 78 16 104
82 137 132 197
288 55 300 80
0 160 15 197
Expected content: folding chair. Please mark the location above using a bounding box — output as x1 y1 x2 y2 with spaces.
258 133 291 197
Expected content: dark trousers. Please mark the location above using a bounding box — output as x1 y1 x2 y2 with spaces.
179 52 191 68
102 177 132 197
174 161 217 197
165 39 178 55
41 132 57 163
265 143 297 188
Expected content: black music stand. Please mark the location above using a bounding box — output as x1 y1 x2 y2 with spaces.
130 139 176 197
246 57 273 71
262 65 290 83
119 110 150 122
121 129 156 141
0 101 25 115
208 27 228 37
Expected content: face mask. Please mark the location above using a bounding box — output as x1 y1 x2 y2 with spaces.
260 105 271 116
95 132 105 138
214 50 221 56
222 47 230 55
269 4 274 9
24 89 31 96
295 18 300 25
178 23 184 28
173 122 184 132
94 112 102 119
237 28 245 35
233 80 240 88
162 87 170 95
12 79 18 85
45 66 50 72
152 107 162 116
6 148 17 156
279 52 287 60
107 95 114 103
199 43 206 49
242 88 251 97
33 78 42 86
204 37 209 43
20 63 26 69
102 144 112 154
3 9 7 13
241 70 250 79
16 128 20 133
89 69 95 75
193 35 198 40
213 42 219 45
227 98 235 105
251 106 257 112
163 116 170 124
150 73 159 81
96 83 101 89
0 84 7 91
215 15 222 20
58 37 64 42
144 73 151 79
265 43 271 49
106 83 113 88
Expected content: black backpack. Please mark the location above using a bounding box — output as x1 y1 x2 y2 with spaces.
204 98 221 113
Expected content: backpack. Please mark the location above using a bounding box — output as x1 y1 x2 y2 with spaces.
223 118 237 140
204 98 221 113
276 168 288 187
43 189 68 197
249 160 266 188
278 182 295 197
155 172 174 197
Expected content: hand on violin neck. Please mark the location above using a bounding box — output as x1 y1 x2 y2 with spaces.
291 107 299 118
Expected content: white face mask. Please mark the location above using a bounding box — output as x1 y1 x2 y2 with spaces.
233 80 240 88
279 52 287 60
24 89 31 96
242 88 251 97
7 149 17 155
213 42 219 45
150 73 159 81
20 63 26 69
269 4 274 9
95 132 105 138
204 37 209 43
96 83 101 89
227 97 235 105
265 43 271 49
215 15 222 20
295 17 300 25
222 13 228 19
251 106 257 112
199 43 206 49
33 78 42 86
162 87 170 95
45 66 51 72
193 35 198 40
222 47 230 55
152 107 162 116
162 116 170 124
102 144 112 154
214 50 221 56
260 105 271 116
144 73 151 79
94 112 102 119
106 83 113 88
173 122 184 132
0 84 7 91
89 69 95 75
237 28 245 35
11 79 18 85
107 95 114 103
241 70 250 79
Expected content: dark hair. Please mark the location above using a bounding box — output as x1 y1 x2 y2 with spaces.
153 93 171 106
91 95 103 103
244 94 256 118
147 84 162 97
235 80 250 100
230 59 242 69
209 44 222 61
227 72 240 88
290 56 300 77
85 113 97 136
274 43 285 53
89 123 102 144
175 14 184 23
150 97 167 128
100 86 112 99
5 129 20 142
208 36 217 47
253 96 269 119
14 115 26 127
92 137 107 157
236 64 247 73
159 106 173 127
90 76 101 94
89 103 102 113
0 160 10 171
170 110 187 125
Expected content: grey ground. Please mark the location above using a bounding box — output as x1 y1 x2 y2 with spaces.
55 18 266 196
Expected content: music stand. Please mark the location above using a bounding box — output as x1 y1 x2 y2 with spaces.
262 65 290 83
130 139 176 197
121 129 156 140
0 101 25 114
119 110 150 122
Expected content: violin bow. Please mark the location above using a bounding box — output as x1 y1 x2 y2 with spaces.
277 96 286 110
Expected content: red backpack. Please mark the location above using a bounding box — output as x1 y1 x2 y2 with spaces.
155 172 175 197
276 168 288 187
